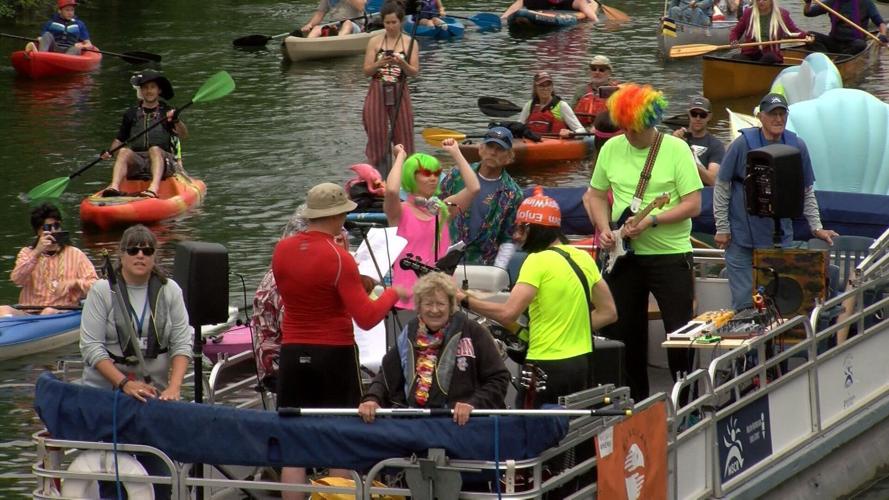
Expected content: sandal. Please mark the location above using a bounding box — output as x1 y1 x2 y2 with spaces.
101 188 122 198
139 189 158 198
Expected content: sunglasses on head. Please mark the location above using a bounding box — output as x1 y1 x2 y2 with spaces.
42 222 62 231
590 65 610 72
125 246 156 256
689 110 709 119
416 167 441 178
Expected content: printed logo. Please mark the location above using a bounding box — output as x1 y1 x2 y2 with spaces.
456 338 475 358
722 416 745 478
843 354 856 408
717 396 772 482
770 96 782 103
624 442 645 500
456 357 468 372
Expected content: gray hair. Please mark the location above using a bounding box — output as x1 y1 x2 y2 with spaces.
281 204 309 239
413 272 458 315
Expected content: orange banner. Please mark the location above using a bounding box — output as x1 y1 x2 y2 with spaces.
596 401 668 500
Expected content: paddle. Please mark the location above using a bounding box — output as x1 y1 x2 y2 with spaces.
27 71 236 200
422 126 595 147
478 96 523 117
811 0 887 46
0 33 161 64
441 13 502 30
669 38 804 58
599 2 630 22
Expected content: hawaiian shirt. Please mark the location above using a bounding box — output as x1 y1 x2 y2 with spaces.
251 268 283 383
439 163 524 265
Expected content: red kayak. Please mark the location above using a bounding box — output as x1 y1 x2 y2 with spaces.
79 173 206 230
10 47 101 79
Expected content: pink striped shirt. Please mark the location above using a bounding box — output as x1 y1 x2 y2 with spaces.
10 246 97 307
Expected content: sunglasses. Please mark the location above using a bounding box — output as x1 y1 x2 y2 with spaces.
125 246 156 256
42 222 62 231
589 65 610 72
416 167 441 178
536 81 553 87
689 110 710 119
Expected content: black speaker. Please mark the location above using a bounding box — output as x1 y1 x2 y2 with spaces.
592 336 625 387
744 143 804 219
173 241 229 326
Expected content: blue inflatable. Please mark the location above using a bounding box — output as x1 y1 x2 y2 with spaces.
770 52 843 104
786 88 889 195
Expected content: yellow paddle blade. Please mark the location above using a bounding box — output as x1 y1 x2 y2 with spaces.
601 4 630 22
421 127 467 147
669 43 725 58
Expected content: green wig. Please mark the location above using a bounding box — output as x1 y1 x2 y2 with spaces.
401 153 449 228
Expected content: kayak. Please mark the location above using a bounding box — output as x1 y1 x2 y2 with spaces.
280 30 383 62
0 311 82 362
658 17 737 59
459 136 595 167
79 173 207 230
10 47 102 79
203 324 252 363
404 15 465 39
507 8 585 28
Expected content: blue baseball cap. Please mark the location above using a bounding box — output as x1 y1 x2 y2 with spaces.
482 126 513 149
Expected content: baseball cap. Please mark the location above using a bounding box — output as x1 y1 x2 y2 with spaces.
589 55 612 68
688 96 711 112
482 126 513 149
534 71 553 85
759 93 789 113
302 182 357 219
57 0 76 8
516 186 561 228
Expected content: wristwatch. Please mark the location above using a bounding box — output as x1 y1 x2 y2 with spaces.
650 215 659 228
460 296 471 310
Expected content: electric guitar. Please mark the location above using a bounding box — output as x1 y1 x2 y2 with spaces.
603 193 670 274
520 363 548 409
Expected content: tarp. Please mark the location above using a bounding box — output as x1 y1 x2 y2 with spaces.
34 373 568 472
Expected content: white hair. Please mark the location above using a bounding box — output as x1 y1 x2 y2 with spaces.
743 0 801 44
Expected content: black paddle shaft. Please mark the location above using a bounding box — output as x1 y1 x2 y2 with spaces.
0 33 160 64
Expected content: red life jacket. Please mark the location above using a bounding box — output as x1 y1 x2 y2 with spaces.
573 84 608 127
526 98 566 135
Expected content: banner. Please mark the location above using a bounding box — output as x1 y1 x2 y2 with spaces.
596 401 667 500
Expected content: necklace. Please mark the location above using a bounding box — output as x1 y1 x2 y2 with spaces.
38 248 66 295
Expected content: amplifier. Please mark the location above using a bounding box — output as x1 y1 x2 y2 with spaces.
593 336 625 387
753 248 828 318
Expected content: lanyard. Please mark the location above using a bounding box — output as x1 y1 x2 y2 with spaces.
127 295 150 337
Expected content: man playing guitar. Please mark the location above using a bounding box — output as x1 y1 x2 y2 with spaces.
582 84 703 401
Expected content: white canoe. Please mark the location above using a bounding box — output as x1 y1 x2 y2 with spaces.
281 30 383 62
658 16 738 59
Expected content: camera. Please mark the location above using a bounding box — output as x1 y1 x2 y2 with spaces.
384 49 394 57
597 86 619 99
51 231 70 246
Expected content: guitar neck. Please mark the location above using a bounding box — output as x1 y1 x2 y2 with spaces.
629 202 659 226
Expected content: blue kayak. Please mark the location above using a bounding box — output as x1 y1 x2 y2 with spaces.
0 310 82 362
507 8 584 28
404 15 465 39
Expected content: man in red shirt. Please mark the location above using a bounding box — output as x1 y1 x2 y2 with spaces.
272 182 407 499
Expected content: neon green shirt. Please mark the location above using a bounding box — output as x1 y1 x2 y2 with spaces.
590 133 703 255
517 245 601 361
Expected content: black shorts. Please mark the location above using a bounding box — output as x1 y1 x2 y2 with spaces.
276 344 363 409
524 0 575 11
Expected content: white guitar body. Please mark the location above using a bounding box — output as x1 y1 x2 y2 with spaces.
605 228 628 274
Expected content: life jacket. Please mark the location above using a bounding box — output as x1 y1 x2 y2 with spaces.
45 15 83 51
110 272 167 364
526 97 566 135
738 126 800 152
130 103 176 153
573 84 608 127
396 312 468 408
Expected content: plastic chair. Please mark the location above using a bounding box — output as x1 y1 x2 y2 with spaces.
807 235 874 291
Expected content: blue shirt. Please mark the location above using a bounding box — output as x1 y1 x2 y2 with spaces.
717 128 816 248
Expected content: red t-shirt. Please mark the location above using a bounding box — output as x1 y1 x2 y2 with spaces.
272 231 398 346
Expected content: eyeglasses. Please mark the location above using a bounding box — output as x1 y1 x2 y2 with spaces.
589 65 611 72
416 167 441 178
125 246 156 256
689 110 709 119
42 222 62 231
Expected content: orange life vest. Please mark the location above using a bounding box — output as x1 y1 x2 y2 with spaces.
526 98 566 134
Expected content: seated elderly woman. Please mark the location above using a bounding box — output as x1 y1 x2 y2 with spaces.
359 272 510 425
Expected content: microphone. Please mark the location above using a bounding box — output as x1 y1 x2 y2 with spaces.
344 220 387 231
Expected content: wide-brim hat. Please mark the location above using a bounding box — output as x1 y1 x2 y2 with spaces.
133 69 174 100
303 182 358 219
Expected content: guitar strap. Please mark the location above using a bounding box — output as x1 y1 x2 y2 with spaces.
547 247 592 335
630 132 664 213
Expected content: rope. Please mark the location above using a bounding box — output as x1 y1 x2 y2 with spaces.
113 388 123 500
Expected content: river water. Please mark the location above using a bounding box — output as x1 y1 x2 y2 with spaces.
0 0 887 495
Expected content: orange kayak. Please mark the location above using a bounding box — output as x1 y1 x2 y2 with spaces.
79 173 206 230
10 48 101 79
459 136 595 167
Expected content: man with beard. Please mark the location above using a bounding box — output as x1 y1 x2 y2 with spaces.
572 55 620 128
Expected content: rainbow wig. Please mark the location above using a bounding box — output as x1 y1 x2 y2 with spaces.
606 84 668 133
401 153 448 220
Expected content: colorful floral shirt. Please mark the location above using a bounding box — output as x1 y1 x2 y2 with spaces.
251 268 283 383
439 163 524 265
